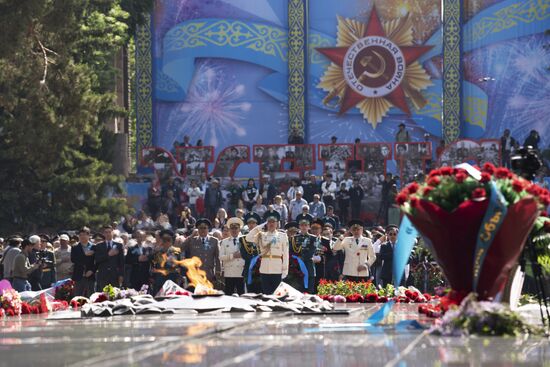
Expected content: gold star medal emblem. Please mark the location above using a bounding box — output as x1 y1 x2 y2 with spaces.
316 6 434 128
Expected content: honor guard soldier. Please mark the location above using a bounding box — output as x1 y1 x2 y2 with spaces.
289 218 317 293
151 229 183 295
240 213 262 293
332 219 376 282
219 217 245 295
309 218 335 290
246 211 289 294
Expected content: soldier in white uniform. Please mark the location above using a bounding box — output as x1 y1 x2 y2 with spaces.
332 219 376 282
219 217 245 295
246 211 289 294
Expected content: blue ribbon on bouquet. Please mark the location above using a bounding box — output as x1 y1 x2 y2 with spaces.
472 181 508 292
367 215 418 325
247 255 260 285
291 255 309 290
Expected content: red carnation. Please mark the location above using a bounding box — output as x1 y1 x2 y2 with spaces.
396 193 408 206
407 182 420 194
527 184 542 196
512 179 525 192
540 195 550 206
409 196 420 208
378 296 388 303
427 176 441 187
482 162 496 174
428 169 441 178
365 293 379 303
495 167 511 179
541 211 548 217
423 293 432 301
422 186 434 196
418 305 429 314
471 188 486 199
0 308 4 318
480 172 491 183
6 309 15 317
544 220 550 233
440 167 453 176
21 303 32 315
455 172 467 183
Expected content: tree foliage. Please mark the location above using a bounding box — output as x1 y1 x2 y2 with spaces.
0 0 153 232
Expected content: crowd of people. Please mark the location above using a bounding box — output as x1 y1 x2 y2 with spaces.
0 215 416 297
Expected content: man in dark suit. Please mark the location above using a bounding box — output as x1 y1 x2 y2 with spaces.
378 227 398 286
378 227 411 286
500 129 516 168
125 230 152 291
71 227 97 297
94 225 125 291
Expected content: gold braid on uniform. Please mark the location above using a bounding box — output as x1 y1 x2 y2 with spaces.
291 237 302 254
241 238 257 255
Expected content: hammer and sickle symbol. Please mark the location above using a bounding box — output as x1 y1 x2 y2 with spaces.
359 50 386 79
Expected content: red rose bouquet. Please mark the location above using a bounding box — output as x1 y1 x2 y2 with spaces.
397 163 546 301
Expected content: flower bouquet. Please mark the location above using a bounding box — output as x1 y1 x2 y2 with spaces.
54 280 75 302
397 163 546 302
285 256 305 291
0 289 22 317
317 280 433 304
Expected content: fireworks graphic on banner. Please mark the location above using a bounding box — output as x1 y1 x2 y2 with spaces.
168 62 251 147
464 34 549 146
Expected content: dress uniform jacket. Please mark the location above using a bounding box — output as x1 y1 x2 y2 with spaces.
332 236 376 278
246 226 289 277
239 236 260 279
181 235 221 282
219 236 245 278
290 233 317 277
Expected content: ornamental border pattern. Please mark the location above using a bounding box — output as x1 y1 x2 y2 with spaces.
135 17 154 157
443 0 462 143
288 0 308 142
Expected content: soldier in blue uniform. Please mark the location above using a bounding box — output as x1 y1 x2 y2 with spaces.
240 212 262 293
288 217 317 293
309 218 336 290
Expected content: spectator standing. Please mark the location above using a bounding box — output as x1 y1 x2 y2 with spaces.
309 194 326 219
205 179 223 221
71 227 96 297
2 237 22 283
12 239 42 292
321 173 337 209
302 175 320 203
395 123 410 142
259 174 277 205
241 178 259 211
500 129 516 168
55 234 73 281
349 178 364 220
289 191 308 220
251 196 267 218
186 180 203 217
286 179 304 201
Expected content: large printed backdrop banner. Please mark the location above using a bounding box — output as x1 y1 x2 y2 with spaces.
135 0 549 178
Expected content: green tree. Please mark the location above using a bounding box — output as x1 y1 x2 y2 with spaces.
0 0 153 232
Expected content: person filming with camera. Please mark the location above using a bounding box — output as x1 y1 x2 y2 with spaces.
11 238 43 292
